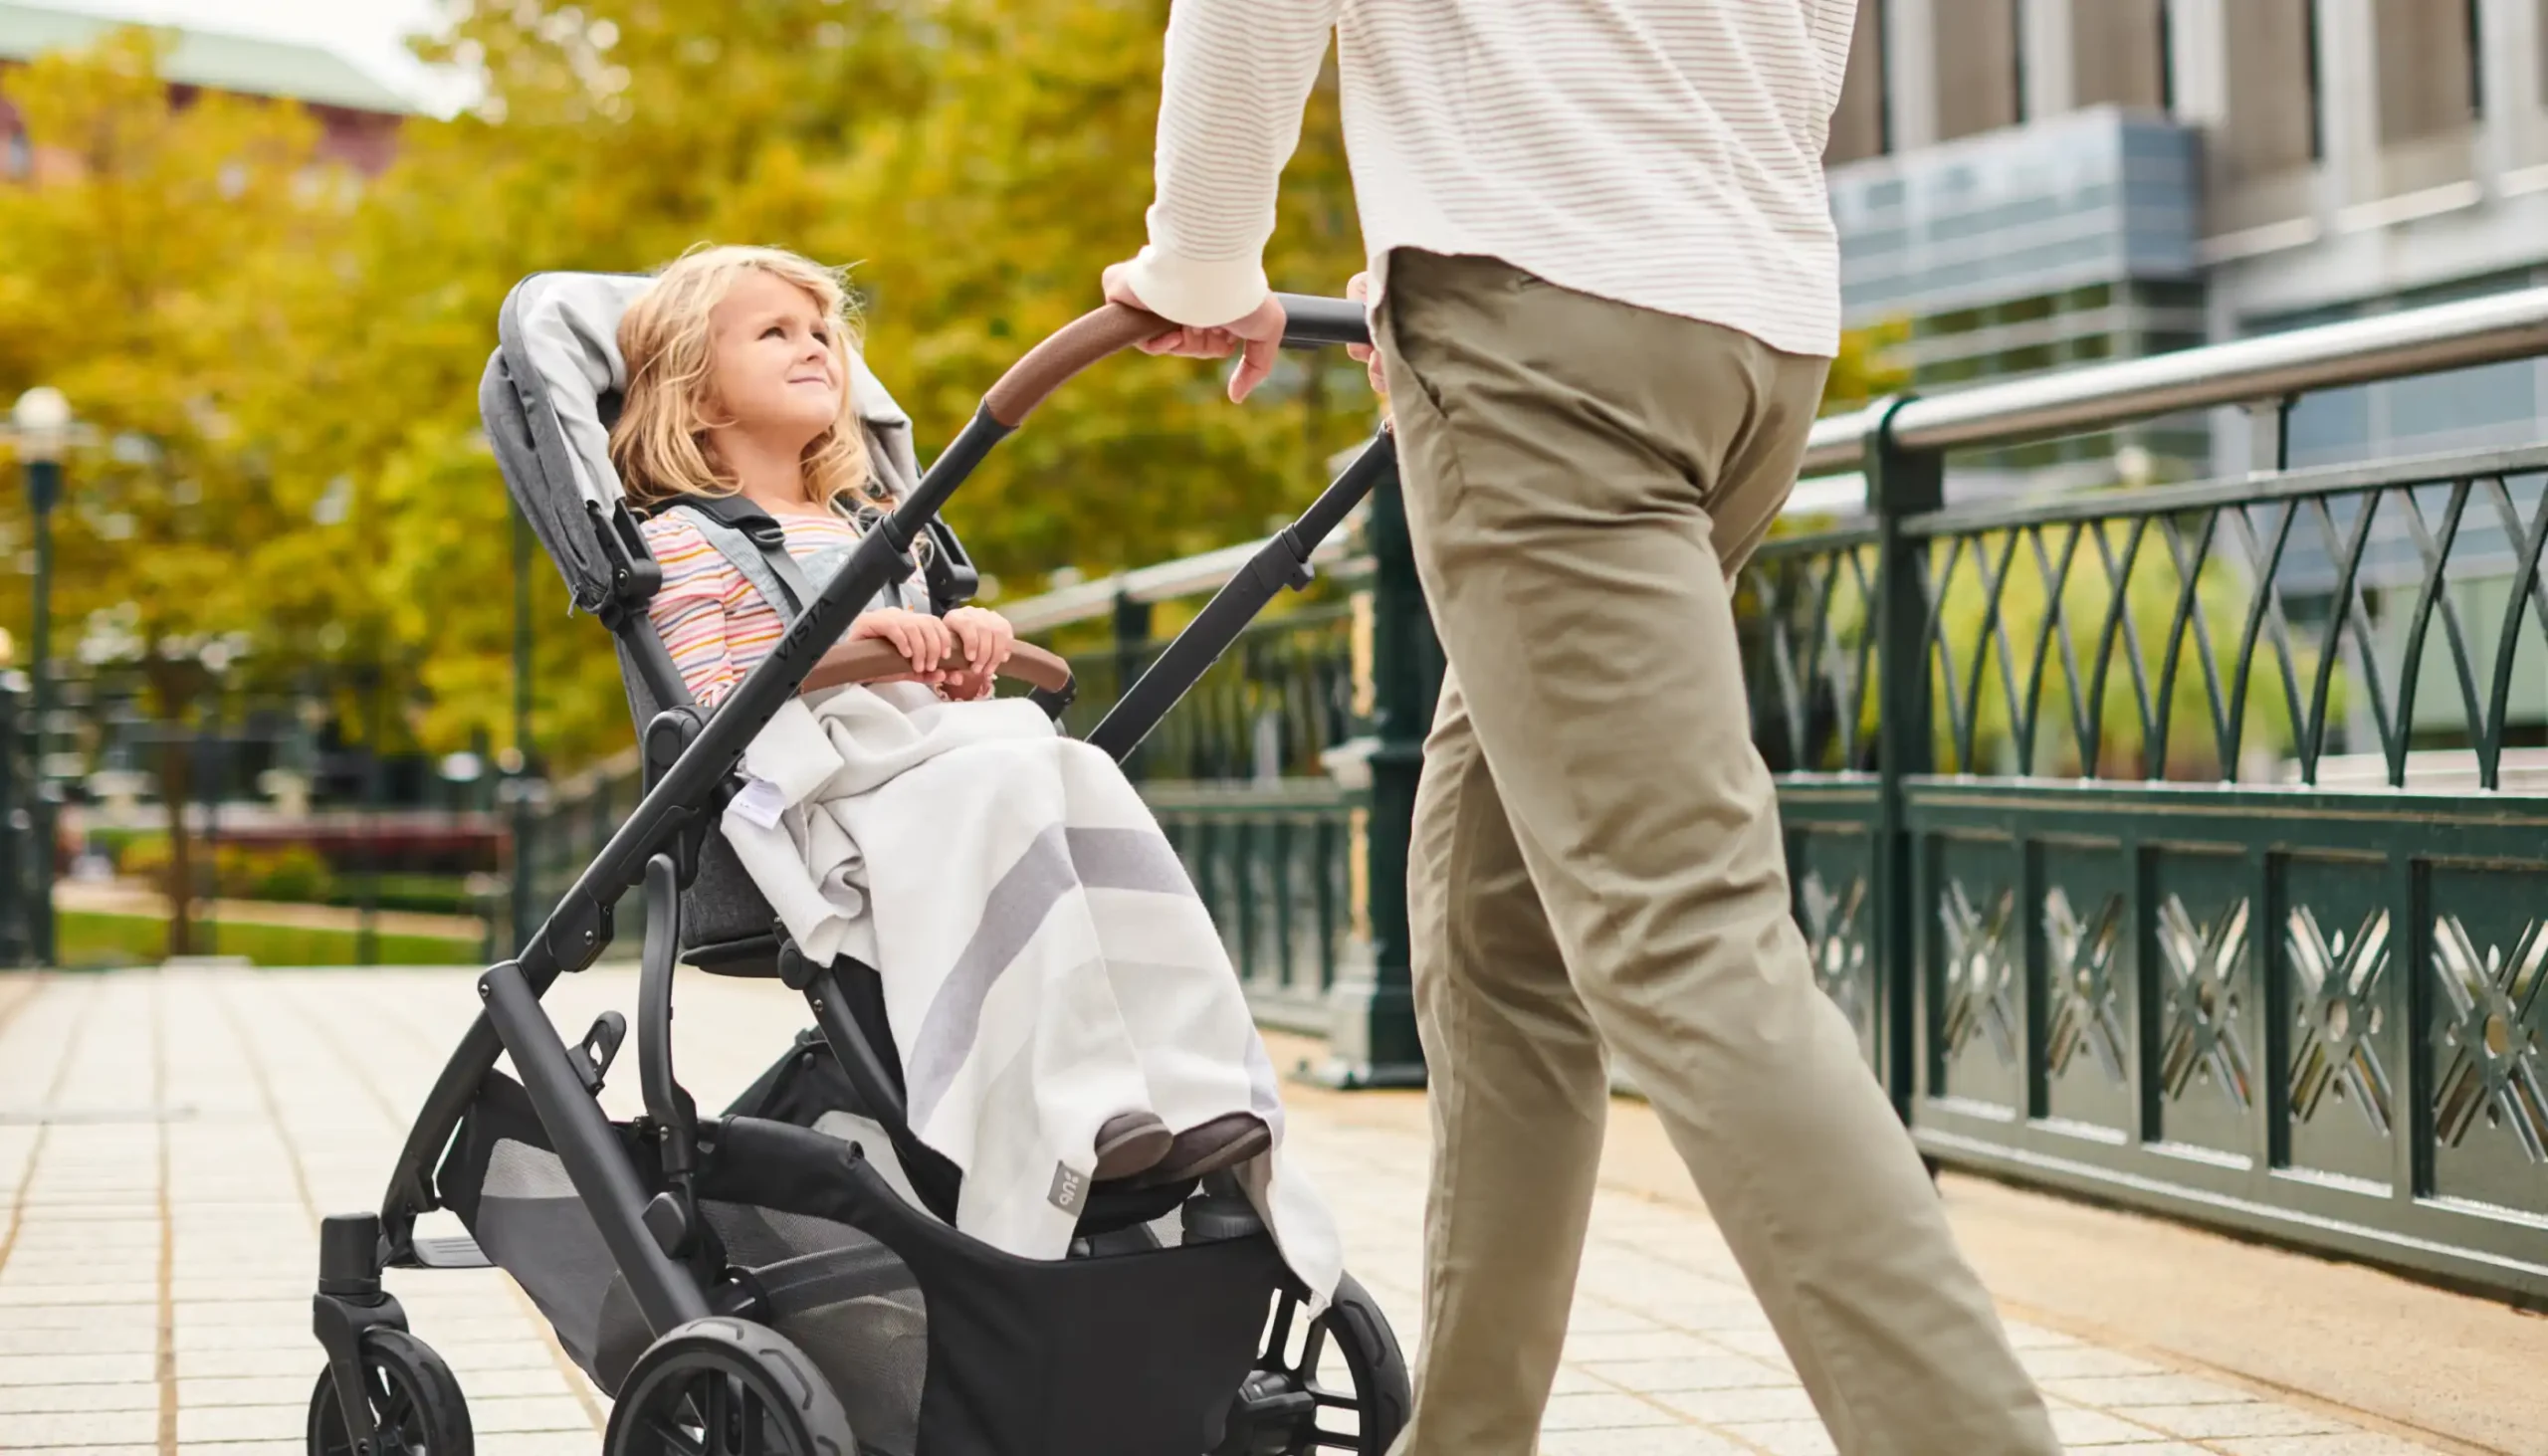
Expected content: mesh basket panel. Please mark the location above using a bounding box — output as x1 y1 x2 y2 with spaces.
702 1199 869 1270
443 1068 941 1445
780 1290 928 1456
702 1198 930 1455
473 1138 621 1375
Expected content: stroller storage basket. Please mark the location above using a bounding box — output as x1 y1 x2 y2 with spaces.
436 1059 1288 1456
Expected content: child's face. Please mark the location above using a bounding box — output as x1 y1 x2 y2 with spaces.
707 270 845 445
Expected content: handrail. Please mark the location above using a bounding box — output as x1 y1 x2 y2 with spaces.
1801 405 1885 477
1001 529 1369 635
1013 282 2548 631
1797 283 2548 476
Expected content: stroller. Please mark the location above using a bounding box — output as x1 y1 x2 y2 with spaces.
304 273 1411 1456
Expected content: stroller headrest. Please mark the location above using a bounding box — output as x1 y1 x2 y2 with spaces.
486 270 923 616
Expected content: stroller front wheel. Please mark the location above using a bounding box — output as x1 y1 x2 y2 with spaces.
1217 1272 1410 1456
605 1317 857 1456
306 1328 474 1456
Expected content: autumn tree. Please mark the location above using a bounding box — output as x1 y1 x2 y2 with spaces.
0 30 357 953
272 0 1370 772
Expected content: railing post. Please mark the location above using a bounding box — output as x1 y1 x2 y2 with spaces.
1868 396 1941 1122
1317 452 1436 1089
0 677 23 966
1112 588 1153 780
198 689 221 959
357 661 384 968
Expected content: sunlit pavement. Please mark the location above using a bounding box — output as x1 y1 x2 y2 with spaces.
0 968 2500 1455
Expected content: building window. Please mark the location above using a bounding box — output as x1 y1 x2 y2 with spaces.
1826 0 1891 164
2159 0 2176 111
2305 0 2326 161
2260 269 2546 471
2468 0 2486 117
2012 0 2028 123
1877 0 1893 153
3 132 27 181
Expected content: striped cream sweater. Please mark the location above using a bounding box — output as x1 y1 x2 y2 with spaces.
1119 0 1860 360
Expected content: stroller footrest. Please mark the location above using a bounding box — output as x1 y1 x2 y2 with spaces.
408 1234 494 1270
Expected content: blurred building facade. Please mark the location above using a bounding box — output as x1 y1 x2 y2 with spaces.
0 0 416 179
1823 0 2548 480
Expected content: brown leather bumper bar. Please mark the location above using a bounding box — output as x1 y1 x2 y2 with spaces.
979 294 1375 428
800 637 1075 697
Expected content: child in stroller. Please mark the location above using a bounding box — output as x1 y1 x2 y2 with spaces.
301 252 1412 1456
613 245 1282 1200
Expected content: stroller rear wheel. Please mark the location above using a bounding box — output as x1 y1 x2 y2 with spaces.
1216 1273 1409 1455
306 1328 474 1456
605 1318 856 1456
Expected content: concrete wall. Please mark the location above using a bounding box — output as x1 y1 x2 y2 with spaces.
1934 0 2021 138
2070 0 2170 111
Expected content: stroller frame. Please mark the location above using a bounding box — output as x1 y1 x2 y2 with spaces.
309 287 1405 1456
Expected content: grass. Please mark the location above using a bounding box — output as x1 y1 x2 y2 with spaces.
59 911 484 969
319 872 486 917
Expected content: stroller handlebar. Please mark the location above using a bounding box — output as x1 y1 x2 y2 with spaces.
981 293 1372 427
800 637 1076 698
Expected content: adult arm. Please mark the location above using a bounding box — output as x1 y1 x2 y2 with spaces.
1115 0 1342 329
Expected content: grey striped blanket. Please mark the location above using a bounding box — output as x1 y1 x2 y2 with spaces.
719 683 1340 1299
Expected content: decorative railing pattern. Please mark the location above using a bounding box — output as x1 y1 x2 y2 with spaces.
1752 401 2548 1305
1749 443 2548 791
1092 597 1361 784
1743 533 1880 776
1903 446 2548 787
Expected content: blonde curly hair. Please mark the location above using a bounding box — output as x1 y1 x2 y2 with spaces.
609 244 879 515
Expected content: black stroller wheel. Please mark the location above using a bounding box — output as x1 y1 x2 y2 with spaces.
306 1328 474 1456
1216 1273 1410 1455
605 1317 856 1456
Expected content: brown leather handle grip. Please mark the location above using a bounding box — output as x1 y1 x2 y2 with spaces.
800 638 1075 697
980 304 1168 428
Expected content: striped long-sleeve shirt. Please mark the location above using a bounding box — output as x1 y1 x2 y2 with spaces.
1117 0 1860 360
641 510 931 709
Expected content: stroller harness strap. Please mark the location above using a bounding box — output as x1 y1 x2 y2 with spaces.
666 497 927 635
669 497 819 621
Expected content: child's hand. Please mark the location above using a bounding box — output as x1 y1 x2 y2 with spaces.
849 608 956 686
940 606 1016 701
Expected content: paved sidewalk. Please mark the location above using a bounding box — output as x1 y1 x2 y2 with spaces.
0 968 2485 1455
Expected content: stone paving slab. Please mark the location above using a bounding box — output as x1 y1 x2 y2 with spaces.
0 968 2471 1455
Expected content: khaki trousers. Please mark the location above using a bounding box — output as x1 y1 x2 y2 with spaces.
1373 251 2059 1456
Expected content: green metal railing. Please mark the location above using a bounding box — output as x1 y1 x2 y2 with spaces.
1753 282 2548 1304
0 679 34 966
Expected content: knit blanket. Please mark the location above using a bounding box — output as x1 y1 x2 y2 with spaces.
719 683 1339 1299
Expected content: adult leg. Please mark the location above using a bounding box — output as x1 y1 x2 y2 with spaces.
1375 251 2058 1456
1388 672 1612 1456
